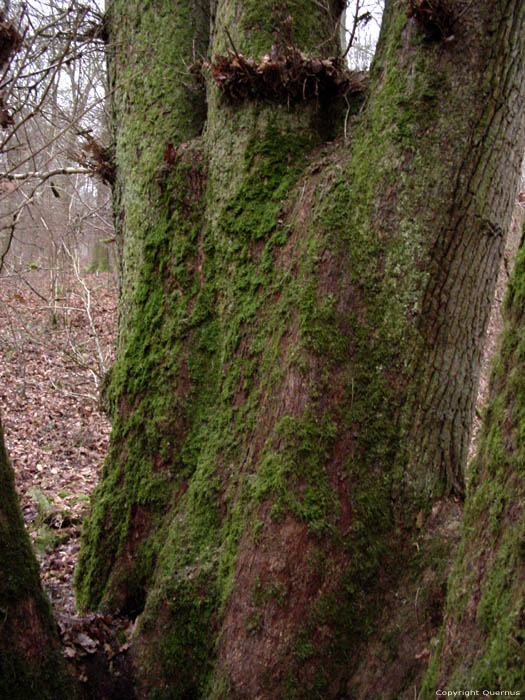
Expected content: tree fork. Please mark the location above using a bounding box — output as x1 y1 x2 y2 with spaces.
77 0 525 696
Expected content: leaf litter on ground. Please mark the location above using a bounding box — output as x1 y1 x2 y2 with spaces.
0 267 133 666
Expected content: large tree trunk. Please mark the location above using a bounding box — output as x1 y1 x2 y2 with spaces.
76 0 525 696
0 417 74 698
422 216 525 692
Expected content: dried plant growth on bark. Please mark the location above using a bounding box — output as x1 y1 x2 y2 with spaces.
403 0 458 40
0 12 22 128
205 46 368 104
0 13 22 70
69 135 115 186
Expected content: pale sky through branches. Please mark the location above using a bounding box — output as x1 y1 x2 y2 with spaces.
344 0 384 69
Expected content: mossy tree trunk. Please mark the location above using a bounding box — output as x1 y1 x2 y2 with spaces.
76 0 525 696
0 417 74 699
421 220 525 693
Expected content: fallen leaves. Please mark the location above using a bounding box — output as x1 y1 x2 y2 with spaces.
58 612 135 660
0 268 117 616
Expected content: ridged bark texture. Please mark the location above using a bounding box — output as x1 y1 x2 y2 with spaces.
76 0 525 696
0 418 75 699
421 221 525 693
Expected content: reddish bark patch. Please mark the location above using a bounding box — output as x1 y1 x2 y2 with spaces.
10 595 55 663
216 509 349 697
347 499 463 698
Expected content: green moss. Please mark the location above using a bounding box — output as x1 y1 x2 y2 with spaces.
0 423 75 699
252 575 288 607
219 128 312 242
140 561 218 698
293 632 315 662
0 654 75 700
254 414 339 534
214 0 341 56
424 243 525 689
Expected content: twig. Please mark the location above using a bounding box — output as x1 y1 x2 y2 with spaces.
0 166 91 181
456 0 475 21
14 268 49 302
343 1 372 60
224 27 243 63
63 243 107 384
0 211 19 273
343 94 351 142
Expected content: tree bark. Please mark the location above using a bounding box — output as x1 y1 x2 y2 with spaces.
76 0 525 696
422 216 525 693
0 417 74 699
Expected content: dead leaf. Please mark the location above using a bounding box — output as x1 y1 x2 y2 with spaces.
76 632 97 653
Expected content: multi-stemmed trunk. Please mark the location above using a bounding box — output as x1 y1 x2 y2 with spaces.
75 0 525 696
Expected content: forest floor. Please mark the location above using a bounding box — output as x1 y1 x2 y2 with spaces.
0 206 522 671
0 268 117 621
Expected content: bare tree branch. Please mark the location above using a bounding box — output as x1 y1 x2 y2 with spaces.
1 166 91 180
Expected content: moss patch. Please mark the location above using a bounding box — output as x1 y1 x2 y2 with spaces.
0 422 75 699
